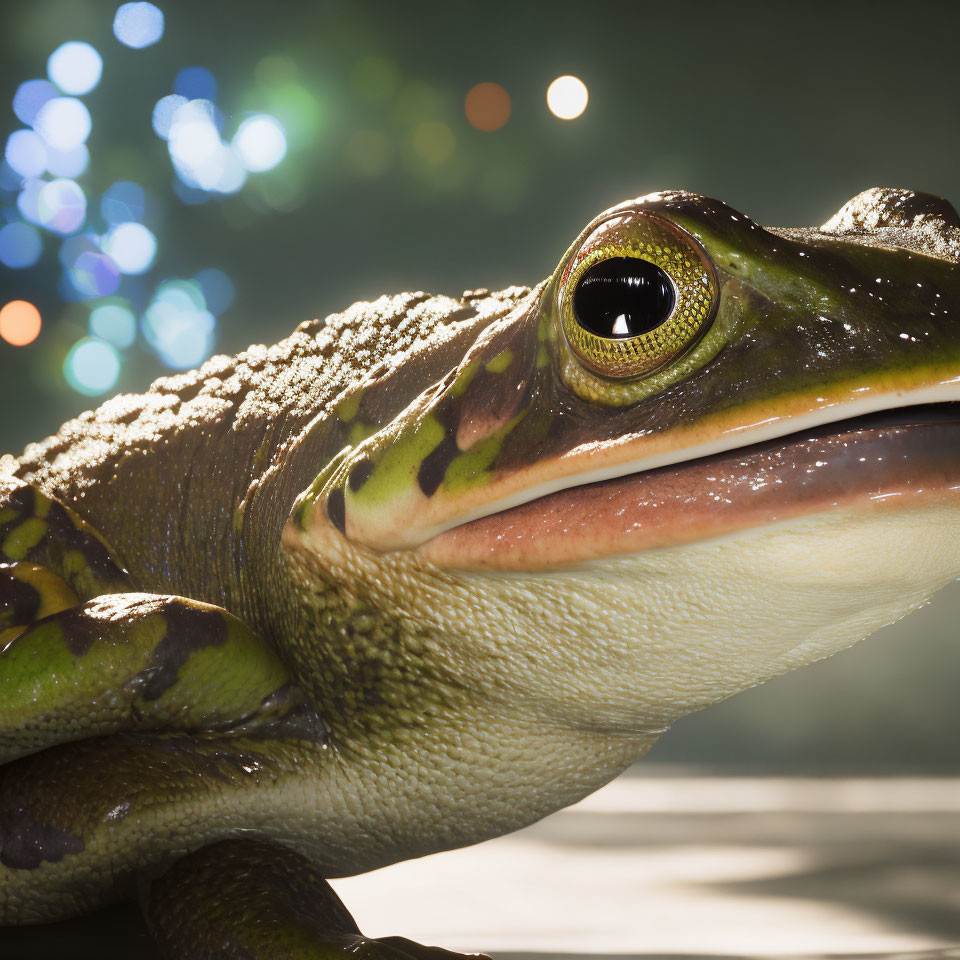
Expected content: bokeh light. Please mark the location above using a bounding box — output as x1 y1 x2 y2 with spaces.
89 301 136 348
142 278 215 369
465 82 511 132
410 121 455 166
47 42 103 96
101 180 146 223
38 178 86 234
12 79 57 127
69 250 121 298
5 130 47 178
152 94 188 139
16 179 45 225
167 99 227 190
175 66 216 102
546 75 589 119
59 233 97 268
213 149 247 193
102 221 156 274
46 143 89 178
0 300 42 346
113 2 165 49
63 337 121 394
233 115 287 172
34 97 92 151
0 222 43 269
195 267 234 316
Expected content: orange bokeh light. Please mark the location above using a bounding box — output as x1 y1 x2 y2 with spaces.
465 82 511 132
0 300 42 346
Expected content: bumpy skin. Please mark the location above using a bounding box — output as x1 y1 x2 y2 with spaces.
2 188 960 958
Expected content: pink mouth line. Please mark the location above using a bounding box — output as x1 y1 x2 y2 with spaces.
417 412 960 572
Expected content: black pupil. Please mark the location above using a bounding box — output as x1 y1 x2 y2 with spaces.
572 257 675 339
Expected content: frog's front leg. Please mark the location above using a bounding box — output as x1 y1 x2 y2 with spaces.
0 476 304 761
0 592 301 763
144 838 480 960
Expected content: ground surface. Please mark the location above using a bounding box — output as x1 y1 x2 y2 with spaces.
2 768 958 959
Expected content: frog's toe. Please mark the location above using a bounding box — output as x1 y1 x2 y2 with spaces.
142 839 487 960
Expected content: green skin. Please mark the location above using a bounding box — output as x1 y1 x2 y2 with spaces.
1 187 959 958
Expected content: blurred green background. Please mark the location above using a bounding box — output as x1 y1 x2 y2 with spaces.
0 0 958 771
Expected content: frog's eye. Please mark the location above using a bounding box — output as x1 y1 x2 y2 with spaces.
558 213 717 380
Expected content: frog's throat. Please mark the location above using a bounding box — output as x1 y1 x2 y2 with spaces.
301 372 960 568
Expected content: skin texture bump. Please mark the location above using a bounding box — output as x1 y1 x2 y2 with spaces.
0 186 959 957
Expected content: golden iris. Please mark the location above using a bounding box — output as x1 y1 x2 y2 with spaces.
559 214 717 380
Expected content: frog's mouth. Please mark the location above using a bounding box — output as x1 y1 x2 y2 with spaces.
415 403 960 571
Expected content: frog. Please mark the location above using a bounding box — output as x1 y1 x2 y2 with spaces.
1 185 959 959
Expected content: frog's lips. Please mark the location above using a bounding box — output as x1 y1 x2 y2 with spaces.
416 404 960 571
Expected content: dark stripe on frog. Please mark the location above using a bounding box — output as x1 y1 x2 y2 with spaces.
43 499 126 581
0 804 85 870
347 458 375 492
417 433 461 498
54 604 105 656
326 488 346 534
0 566 41 628
136 602 230 701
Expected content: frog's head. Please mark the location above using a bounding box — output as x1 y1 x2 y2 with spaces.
287 188 960 737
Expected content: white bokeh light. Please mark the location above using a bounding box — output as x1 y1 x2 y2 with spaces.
34 97 92 151
46 143 90 178
13 79 57 126
152 94 187 139
38 178 87 234
143 287 216 369
63 337 121 395
17 179 45 225
213 147 247 193
5 130 47 178
546 75 589 120
102 221 157 274
233 115 287 172
168 99 226 190
113 2 165 49
47 42 103 96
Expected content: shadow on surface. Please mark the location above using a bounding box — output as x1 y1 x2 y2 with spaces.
718 851 960 944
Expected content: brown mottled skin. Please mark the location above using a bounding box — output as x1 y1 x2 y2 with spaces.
2 188 960 958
